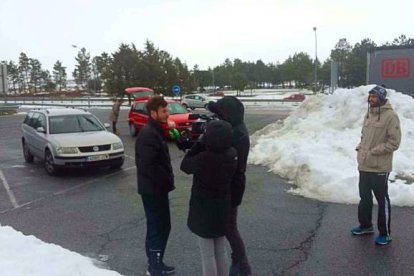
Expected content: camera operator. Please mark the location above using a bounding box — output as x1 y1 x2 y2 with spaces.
175 113 217 152
207 96 252 276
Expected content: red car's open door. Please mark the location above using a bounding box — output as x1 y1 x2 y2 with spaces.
125 87 154 101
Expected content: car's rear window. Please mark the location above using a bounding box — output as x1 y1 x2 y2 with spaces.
49 115 105 134
168 103 188 114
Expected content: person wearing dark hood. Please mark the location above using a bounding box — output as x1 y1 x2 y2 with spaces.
181 120 238 276
207 96 252 276
135 96 175 275
351 85 401 246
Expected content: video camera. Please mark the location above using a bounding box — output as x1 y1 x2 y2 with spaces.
175 113 218 151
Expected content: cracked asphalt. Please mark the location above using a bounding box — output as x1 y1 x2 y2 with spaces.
1 107 414 276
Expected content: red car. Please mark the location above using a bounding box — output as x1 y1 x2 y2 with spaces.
128 98 198 138
283 93 305 101
208 91 225 97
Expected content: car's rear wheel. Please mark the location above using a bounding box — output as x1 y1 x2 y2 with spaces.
182 103 188 109
44 149 59 176
129 123 137 137
22 140 34 163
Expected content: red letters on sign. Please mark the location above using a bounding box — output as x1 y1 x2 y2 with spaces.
381 58 410 78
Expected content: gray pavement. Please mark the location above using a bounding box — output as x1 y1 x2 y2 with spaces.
0 108 414 276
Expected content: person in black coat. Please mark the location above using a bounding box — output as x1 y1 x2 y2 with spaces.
135 96 175 276
207 96 252 276
181 120 238 276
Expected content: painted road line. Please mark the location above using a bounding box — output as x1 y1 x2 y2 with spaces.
125 154 135 160
0 169 19 208
0 165 136 214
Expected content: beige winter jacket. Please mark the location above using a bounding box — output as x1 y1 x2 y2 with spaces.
110 100 122 122
356 100 401 173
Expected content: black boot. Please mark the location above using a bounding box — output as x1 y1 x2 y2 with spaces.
229 264 240 276
146 250 175 275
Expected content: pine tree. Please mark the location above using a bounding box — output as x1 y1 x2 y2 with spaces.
53 60 67 92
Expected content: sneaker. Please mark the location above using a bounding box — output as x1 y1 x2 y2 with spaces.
375 235 392 245
351 226 374 235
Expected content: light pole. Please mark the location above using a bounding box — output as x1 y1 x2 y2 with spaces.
313 27 318 93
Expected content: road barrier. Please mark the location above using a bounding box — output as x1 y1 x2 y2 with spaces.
0 104 19 115
0 96 305 108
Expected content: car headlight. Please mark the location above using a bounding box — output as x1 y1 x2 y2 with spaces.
56 147 78 154
112 142 124 150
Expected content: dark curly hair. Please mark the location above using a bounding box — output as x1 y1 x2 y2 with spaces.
146 96 168 113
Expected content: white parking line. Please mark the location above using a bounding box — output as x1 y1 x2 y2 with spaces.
125 154 135 160
0 169 19 208
0 165 136 214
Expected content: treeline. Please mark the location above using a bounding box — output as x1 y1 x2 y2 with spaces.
4 54 67 93
2 35 414 96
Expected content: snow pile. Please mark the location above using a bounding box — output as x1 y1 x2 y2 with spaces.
249 85 414 206
0 225 122 276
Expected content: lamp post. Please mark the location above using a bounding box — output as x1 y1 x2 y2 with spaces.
313 27 318 93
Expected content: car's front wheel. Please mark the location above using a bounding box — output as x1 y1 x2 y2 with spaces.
182 103 188 109
22 140 34 163
129 123 137 137
110 159 124 170
44 149 59 176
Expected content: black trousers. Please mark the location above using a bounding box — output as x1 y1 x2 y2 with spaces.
358 171 391 236
226 207 251 274
141 194 171 264
112 121 117 133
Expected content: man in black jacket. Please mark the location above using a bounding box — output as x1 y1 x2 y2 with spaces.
135 96 175 276
208 96 252 276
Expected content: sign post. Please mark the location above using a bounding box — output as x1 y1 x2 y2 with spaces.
172 85 181 97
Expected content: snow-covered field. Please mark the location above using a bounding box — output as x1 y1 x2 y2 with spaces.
249 85 414 206
1 89 311 110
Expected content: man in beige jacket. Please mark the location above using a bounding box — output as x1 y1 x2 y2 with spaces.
351 85 401 245
110 97 123 134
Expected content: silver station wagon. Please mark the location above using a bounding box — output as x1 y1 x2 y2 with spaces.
21 108 125 175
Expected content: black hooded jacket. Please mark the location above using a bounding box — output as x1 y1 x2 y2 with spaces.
181 120 238 238
207 96 250 207
135 118 175 195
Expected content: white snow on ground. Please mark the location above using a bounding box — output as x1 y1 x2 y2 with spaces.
249 85 414 206
0 225 122 276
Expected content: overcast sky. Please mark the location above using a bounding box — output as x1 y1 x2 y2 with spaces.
1 0 413 76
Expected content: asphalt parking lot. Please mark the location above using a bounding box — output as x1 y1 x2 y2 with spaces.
1 107 414 276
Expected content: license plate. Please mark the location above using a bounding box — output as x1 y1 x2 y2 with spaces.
86 154 109 162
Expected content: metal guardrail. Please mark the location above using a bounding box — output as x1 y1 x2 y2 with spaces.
0 104 19 114
0 96 304 107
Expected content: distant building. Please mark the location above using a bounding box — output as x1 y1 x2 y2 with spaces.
66 79 79 91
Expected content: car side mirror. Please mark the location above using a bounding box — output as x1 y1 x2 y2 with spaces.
104 123 111 129
36 127 46 133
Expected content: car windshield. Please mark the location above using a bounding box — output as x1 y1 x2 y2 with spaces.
49 115 105 134
168 103 188 114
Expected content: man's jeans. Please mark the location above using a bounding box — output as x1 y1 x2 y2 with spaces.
141 194 171 265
